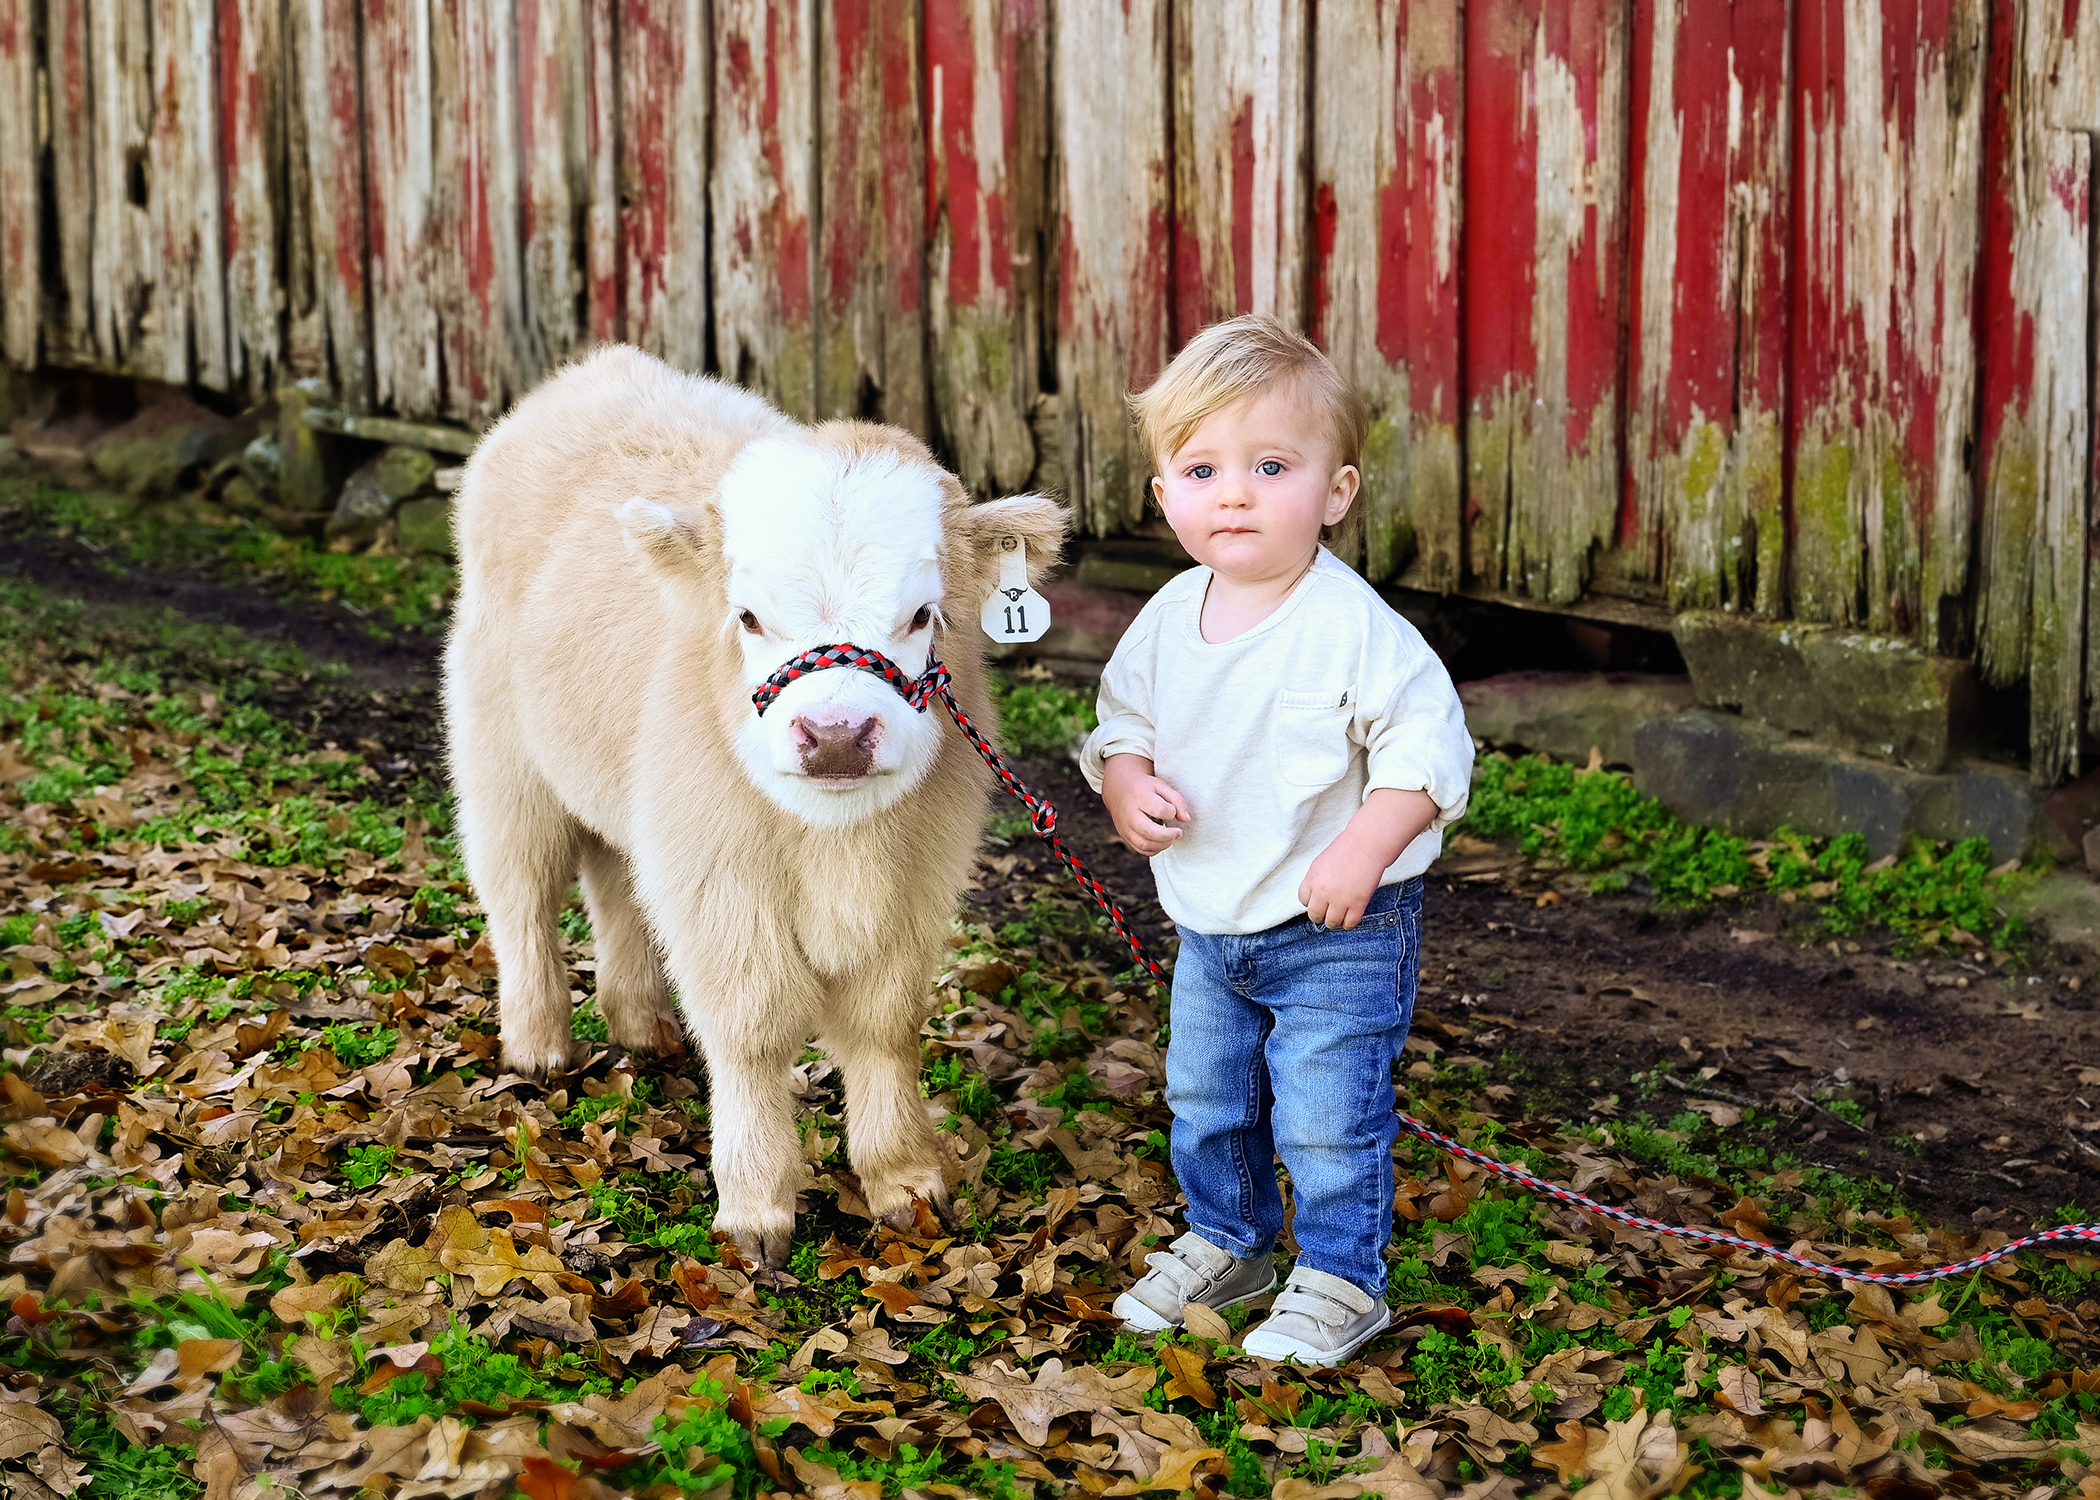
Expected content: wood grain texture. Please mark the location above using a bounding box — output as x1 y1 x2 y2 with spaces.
713 0 815 417
85 0 158 372
1054 0 1170 536
286 0 370 406
1311 0 1462 589
518 0 589 372
1977 0 2091 782
583 0 617 342
817 0 928 432
1170 0 1308 336
221 0 285 394
621 0 709 374
150 0 229 387
1463 0 1631 606
1624 0 1791 616
46 0 93 365
0 0 39 367
1790 0 1986 643
925 0 1045 494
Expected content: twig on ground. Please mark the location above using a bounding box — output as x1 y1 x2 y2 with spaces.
1791 1088 1868 1133
1665 1076 1763 1110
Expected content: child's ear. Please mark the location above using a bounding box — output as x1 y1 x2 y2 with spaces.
1323 465 1361 526
1149 474 1167 513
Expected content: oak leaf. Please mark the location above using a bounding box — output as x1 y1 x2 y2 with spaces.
948 1358 1157 1447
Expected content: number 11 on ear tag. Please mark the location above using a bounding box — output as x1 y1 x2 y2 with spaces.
982 536 1051 643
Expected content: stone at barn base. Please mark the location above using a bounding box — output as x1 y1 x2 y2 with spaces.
326 457 395 547
239 433 282 498
2007 874 2100 955
395 496 453 556
2035 767 2100 865
1459 671 1699 769
1631 710 2038 863
1672 611 1979 773
375 444 438 501
276 381 333 513
86 393 245 495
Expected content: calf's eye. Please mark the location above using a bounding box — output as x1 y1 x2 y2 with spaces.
911 605 933 632
737 609 762 634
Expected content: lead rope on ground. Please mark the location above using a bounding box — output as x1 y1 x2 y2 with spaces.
755 641 2100 1287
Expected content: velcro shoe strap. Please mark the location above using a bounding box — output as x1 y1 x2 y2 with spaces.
1155 1233 1236 1289
1273 1267 1376 1322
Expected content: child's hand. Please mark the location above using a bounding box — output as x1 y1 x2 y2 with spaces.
1101 754 1191 856
1299 836 1390 930
1300 788 1440 929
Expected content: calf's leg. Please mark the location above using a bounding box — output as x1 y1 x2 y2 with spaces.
452 743 582 1077
578 834 681 1056
820 951 953 1230
660 910 817 1269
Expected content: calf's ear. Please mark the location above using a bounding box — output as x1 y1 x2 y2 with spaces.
958 494 1068 587
616 497 714 575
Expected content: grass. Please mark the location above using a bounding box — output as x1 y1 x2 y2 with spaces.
0 470 454 630
1456 750 2036 952
987 669 1098 757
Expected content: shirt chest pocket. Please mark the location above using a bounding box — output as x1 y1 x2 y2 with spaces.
1274 686 1356 787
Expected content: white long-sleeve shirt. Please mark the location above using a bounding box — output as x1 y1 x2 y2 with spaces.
1079 550 1474 934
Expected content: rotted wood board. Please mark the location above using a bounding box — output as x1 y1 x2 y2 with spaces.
1312 0 1462 590
0 0 40 367
620 0 709 375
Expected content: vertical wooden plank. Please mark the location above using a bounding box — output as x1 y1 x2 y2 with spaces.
1054 0 1170 536
0 0 41 367
221 0 285 395
286 0 371 406
46 0 92 365
519 0 589 372
817 0 929 432
1789 0 1987 637
448 0 529 420
363 0 442 414
1462 0 1631 606
1311 0 1463 588
925 0 1046 494
1624 0 1791 616
618 2 709 374
90 0 157 372
1977 0 2092 782
583 0 618 343
1170 0 1309 338
150 0 229 388
713 0 814 413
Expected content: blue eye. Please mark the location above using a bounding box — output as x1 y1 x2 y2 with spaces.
1189 464 1215 480
1257 460 1284 477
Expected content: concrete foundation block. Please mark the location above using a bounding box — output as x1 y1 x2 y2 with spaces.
1459 671 1700 769
1673 611 1978 772
1631 710 2040 863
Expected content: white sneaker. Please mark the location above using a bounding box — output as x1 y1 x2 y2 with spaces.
1113 1232 1277 1333
1242 1266 1393 1365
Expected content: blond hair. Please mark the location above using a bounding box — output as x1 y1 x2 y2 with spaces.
1128 314 1368 472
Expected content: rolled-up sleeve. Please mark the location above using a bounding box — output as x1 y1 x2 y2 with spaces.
1079 621 1159 793
1358 639 1474 830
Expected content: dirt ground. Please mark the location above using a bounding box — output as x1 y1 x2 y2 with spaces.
15 527 2100 1238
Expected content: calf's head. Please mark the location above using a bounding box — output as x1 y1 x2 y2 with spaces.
618 422 1064 828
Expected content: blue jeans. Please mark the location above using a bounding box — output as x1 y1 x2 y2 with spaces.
1164 876 1423 1297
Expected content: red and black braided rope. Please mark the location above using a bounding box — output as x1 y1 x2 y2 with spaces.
756 640 2100 1284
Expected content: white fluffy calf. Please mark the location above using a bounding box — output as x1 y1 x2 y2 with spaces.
444 346 1063 1265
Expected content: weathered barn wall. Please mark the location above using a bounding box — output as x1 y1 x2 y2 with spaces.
1 0 2098 779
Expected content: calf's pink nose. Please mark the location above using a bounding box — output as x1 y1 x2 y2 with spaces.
790 712 883 779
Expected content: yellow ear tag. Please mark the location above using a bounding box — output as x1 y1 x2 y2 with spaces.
981 535 1051 643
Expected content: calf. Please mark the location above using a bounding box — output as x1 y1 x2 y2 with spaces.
444 346 1064 1265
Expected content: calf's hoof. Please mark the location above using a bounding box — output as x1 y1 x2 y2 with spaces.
716 1219 793 1271
881 1192 957 1236
500 1037 578 1079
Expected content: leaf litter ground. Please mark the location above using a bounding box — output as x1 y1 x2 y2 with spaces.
6 538 2100 1499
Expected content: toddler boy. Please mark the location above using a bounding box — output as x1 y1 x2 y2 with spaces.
1080 314 1473 1364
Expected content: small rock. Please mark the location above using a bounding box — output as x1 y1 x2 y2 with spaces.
276 379 332 512
239 432 282 497
326 456 395 546
86 391 245 495
220 474 269 516
374 443 437 501
395 496 453 556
